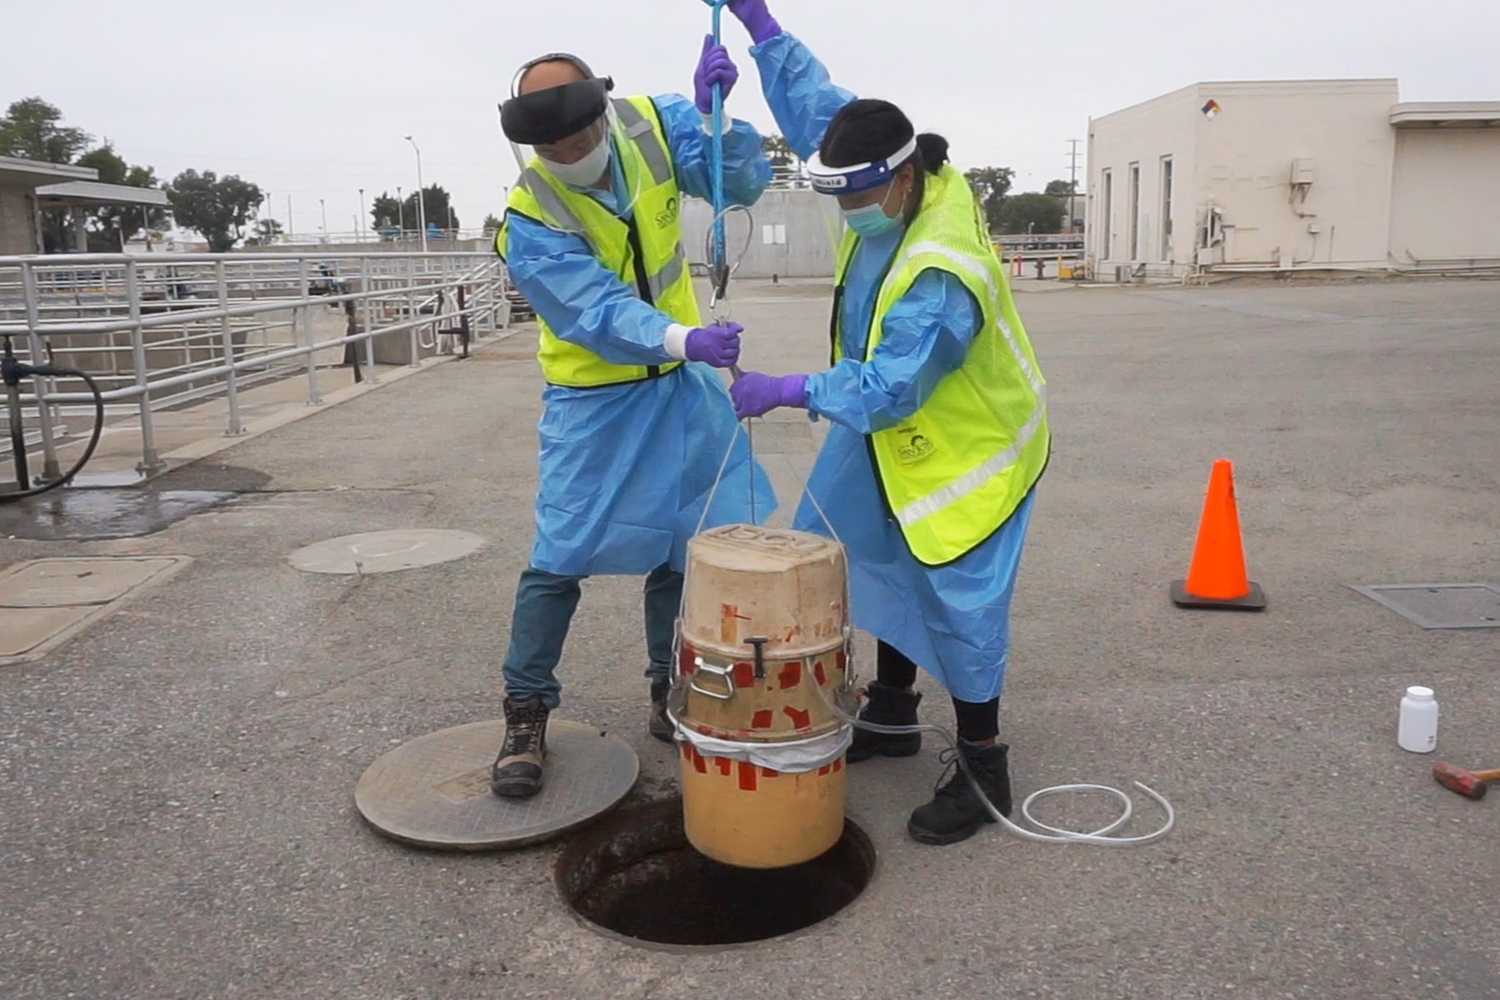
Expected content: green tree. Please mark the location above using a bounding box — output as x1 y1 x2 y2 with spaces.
75 143 169 250
762 134 804 188
0 97 90 163
166 169 263 252
964 166 1014 232
482 213 503 235
244 219 285 246
1044 179 1075 197
404 184 458 233
369 191 400 235
997 192 1066 235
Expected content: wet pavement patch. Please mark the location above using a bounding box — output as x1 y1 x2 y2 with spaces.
556 797 875 948
0 556 190 663
0 489 236 541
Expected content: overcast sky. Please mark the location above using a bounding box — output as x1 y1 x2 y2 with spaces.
7 0 1498 238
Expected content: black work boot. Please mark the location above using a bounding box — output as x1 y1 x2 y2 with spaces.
491 696 549 799
907 741 1013 845
847 681 923 763
648 682 674 744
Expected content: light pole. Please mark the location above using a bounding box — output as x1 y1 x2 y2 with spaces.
358 187 367 241
448 204 456 238
287 194 294 241
319 197 328 241
404 135 428 252
397 185 404 241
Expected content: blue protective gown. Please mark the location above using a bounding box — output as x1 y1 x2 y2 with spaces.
504 94 775 578
752 34 1037 703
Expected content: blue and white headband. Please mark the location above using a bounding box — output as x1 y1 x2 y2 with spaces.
805 137 918 195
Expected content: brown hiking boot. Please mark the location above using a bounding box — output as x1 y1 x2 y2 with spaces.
491 696 549 799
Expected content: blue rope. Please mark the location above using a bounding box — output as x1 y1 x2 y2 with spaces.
705 0 729 291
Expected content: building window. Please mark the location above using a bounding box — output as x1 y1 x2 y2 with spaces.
1099 169 1113 260
1160 156 1174 262
1128 162 1141 261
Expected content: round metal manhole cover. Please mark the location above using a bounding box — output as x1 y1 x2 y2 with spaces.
355 720 639 851
289 529 487 575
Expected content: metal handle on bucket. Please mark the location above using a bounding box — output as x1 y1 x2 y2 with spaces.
688 658 737 701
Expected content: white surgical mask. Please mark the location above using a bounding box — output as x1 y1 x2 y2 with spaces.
540 136 611 190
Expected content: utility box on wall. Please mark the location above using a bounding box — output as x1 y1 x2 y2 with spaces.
1290 158 1317 186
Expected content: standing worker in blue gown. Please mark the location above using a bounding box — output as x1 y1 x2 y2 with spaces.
490 45 774 799
721 1 1051 845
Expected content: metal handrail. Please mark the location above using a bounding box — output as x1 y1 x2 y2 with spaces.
0 251 512 482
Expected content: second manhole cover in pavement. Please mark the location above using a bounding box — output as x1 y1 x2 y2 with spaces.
354 720 639 851
1351 583 1500 630
288 529 487 575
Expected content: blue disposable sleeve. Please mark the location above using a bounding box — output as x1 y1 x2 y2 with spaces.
750 33 857 162
804 270 981 434
504 213 676 365
654 93 772 207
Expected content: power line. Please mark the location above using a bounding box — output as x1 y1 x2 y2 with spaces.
1066 139 1082 234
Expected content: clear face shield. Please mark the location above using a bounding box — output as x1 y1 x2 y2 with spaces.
500 54 642 233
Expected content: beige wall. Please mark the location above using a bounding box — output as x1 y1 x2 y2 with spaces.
1089 79 1401 275
1088 85 1199 271
0 184 38 255
1389 128 1500 265
1193 80 1396 268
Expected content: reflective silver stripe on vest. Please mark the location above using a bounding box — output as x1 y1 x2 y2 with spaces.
646 246 688 299
521 167 586 235
613 99 672 185
897 241 1044 395
888 240 1048 529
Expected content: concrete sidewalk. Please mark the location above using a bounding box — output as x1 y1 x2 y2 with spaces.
2 278 1498 999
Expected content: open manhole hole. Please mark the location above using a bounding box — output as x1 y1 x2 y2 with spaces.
556 797 874 948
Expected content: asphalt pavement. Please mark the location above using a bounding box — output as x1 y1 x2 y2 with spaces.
3 275 1498 1000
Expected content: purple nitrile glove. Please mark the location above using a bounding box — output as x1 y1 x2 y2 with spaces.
728 0 782 45
693 36 740 115
685 322 743 368
731 372 808 420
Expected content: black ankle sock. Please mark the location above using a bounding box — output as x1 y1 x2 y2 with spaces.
952 696 1000 743
876 642 919 689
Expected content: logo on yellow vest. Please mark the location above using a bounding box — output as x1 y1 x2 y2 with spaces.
655 196 680 230
894 426 935 465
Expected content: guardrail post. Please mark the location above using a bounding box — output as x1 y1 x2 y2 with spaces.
124 259 164 475
406 256 420 368
19 261 63 481
300 257 322 405
217 260 244 436
358 256 381 384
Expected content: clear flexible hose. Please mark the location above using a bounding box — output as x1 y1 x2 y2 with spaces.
810 681 1175 846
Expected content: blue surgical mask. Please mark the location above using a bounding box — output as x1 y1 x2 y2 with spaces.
844 202 901 237
842 182 906 237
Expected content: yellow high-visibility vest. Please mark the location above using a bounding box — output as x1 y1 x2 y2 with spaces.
832 164 1049 565
498 96 698 388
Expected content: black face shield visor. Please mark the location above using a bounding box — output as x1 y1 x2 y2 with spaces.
499 53 614 145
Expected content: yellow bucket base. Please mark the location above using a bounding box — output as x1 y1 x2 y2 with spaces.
679 745 848 869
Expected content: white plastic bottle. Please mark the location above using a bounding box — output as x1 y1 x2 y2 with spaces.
1397 686 1439 753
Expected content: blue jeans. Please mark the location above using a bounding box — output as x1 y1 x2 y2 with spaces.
501 563 683 709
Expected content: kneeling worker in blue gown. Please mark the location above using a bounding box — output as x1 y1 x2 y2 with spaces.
490 43 774 798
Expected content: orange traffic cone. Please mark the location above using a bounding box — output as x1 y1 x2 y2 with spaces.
1170 459 1267 611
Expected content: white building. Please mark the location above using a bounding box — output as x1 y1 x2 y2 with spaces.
1086 80 1500 279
